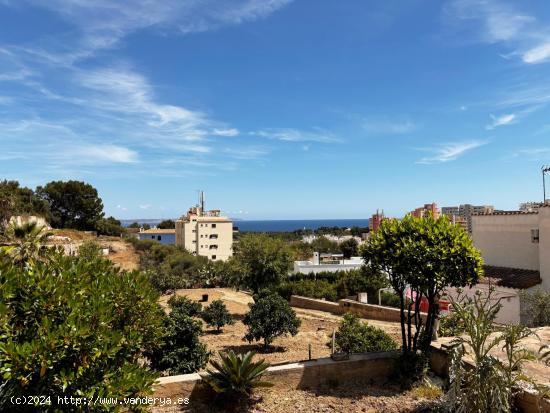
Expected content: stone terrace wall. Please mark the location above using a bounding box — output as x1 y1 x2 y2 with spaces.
154 349 550 413
289 295 343 314
290 295 427 323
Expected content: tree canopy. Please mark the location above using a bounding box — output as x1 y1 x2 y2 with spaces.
232 233 293 294
362 214 483 354
36 180 104 231
157 219 176 229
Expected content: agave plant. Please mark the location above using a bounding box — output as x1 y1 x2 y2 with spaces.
202 351 272 396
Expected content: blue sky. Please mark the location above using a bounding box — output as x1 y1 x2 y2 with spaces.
1 0 550 220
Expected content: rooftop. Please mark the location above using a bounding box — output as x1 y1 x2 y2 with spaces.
481 265 542 289
140 228 176 234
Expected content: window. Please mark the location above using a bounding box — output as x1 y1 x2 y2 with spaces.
211 255 217 260
157 235 161 241
531 229 539 243
151 235 155 239
210 234 218 239
209 245 218 250
212 224 217 228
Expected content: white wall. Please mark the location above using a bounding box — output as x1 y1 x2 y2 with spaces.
538 207 550 290
445 285 521 324
472 214 539 271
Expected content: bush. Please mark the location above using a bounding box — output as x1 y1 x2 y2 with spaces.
276 279 337 301
201 300 234 333
520 288 550 327
168 294 202 317
445 290 536 412
202 351 272 397
438 311 465 337
0 250 164 410
78 240 103 261
331 313 397 354
243 291 301 350
147 307 209 375
96 216 125 236
380 291 401 308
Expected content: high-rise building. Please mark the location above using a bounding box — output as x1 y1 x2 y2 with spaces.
410 203 440 219
175 193 233 261
441 204 494 234
369 209 385 232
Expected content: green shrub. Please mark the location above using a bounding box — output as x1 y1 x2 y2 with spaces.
147 308 209 375
445 290 536 412
78 240 103 261
243 291 301 350
438 311 465 337
331 313 397 353
380 291 401 308
520 288 550 327
202 351 272 397
201 300 234 333
0 250 164 411
167 294 202 317
277 279 337 301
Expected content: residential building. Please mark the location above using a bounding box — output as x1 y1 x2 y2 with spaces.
441 204 494 234
175 202 233 261
446 206 550 324
294 252 364 274
138 228 176 245
410 203 440 219
369 210 385 232
519 201 546 212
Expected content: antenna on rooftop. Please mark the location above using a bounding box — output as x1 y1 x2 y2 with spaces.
543 165 550 203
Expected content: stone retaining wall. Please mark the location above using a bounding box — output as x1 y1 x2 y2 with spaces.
290 295 428 323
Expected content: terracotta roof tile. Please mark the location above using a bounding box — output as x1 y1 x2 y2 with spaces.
481 265 541 289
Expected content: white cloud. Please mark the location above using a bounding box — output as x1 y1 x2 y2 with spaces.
362 118 416 135
416 140 488 164
224 147 267 159
116 204 128 211
81 144 139 163
522 43 550 64
139 204 152 210
212 128 239 137
252 128 341 143
486 113 516 130
444 0 550 65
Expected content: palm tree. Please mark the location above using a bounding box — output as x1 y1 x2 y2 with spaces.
1 222 52 266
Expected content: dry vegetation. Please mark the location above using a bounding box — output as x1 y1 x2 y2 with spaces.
161 288 402 366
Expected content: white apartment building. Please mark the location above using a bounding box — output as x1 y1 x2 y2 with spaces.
294 252 364 274
446 206 549 324
441 204 494 234
175 205 233 261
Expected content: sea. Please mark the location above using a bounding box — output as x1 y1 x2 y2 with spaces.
120 218 370 232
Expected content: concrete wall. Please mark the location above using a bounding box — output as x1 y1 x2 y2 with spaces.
290 295 343 314
153 349 550 413
539 207 550 290
289 295 427 323
138 232 175 245
472 213 539 271
445 284 521 324
154 352 399 400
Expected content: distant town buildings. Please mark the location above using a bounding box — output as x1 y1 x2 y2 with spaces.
519 201 546 213
138 228 176 245
369 210 385 233
294 252 364 274
410 203 440 219
441 204 494 234
175 193 233 261
302 234 363 245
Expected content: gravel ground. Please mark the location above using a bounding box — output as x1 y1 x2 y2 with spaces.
152 379 439 413
161 288 402 366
